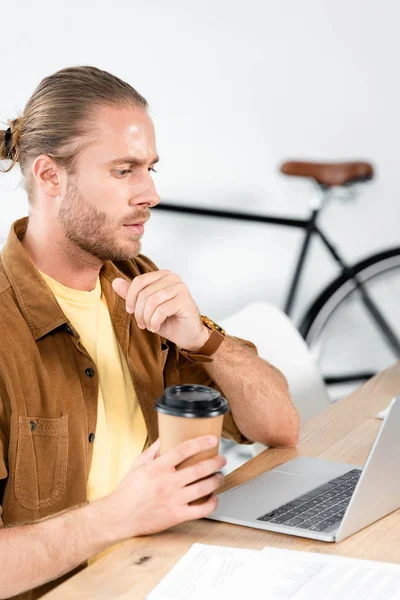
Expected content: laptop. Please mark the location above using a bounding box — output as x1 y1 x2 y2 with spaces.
207 396 400 543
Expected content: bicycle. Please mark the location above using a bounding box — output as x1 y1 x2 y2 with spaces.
154 160 400 396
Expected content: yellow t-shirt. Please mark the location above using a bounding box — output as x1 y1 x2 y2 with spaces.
38 270 147 502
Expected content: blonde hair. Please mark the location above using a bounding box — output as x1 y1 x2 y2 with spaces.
0 65 148 197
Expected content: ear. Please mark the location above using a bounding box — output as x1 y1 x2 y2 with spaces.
31 154 65 197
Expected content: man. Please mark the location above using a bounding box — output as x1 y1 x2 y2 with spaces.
0 66 299 599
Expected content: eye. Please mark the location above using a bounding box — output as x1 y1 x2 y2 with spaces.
114 169 132 178
149 167 157 173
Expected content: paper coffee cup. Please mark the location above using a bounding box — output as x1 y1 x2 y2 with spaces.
155 384 229 503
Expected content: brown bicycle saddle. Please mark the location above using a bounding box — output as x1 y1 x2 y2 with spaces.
280 161 374 186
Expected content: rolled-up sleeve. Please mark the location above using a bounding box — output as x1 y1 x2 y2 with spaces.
177 335 258 445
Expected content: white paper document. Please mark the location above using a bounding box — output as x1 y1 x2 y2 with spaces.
146 543 258 600
147 543 400 600
219 547 400 599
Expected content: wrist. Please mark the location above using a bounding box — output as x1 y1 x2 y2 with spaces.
182 325 212 352
178 316 226 362
89 496 128 547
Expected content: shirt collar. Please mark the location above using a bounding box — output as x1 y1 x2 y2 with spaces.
1 216 132 341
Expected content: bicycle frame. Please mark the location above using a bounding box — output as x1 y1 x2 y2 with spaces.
154 200 311 315
154 191 400 384
154 190 334 319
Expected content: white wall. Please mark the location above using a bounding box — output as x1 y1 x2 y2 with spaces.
1 0 399 326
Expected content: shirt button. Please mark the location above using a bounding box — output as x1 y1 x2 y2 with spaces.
30 421 37 432
89 433 96 443
85 368 95 378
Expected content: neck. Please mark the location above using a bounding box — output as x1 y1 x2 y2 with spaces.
22 215 103 292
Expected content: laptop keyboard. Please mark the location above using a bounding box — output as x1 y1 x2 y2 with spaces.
257 468 362 533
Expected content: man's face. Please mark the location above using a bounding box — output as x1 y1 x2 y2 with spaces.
58 104 160 262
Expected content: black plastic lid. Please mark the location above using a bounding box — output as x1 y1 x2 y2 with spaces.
155 384 229 418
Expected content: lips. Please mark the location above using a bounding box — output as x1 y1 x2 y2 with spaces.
123 223 145 235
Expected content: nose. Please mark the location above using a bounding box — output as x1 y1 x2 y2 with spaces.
131 173 160 209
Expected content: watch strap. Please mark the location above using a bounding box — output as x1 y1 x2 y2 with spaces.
179 328 225 363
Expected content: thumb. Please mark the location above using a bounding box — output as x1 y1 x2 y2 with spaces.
134 439 161 467
112 277 130 299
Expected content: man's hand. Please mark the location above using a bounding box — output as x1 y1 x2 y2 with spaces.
0 436 226 598
112 271 210 351
102 435 226 539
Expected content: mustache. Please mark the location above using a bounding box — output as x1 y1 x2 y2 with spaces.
122 211 151 225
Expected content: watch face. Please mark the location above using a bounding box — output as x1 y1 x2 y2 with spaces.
202 315 226 335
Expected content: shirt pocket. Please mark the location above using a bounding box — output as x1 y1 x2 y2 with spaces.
14 416 68 511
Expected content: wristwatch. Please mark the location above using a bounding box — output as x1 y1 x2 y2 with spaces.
178 315 226 363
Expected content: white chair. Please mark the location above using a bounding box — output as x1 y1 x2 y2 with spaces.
219 302 331 469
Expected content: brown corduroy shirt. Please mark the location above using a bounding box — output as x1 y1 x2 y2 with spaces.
0 217 255 599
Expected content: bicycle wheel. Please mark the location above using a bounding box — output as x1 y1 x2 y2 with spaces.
299 247 400 398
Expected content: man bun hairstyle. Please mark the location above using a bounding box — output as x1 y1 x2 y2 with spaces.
0 118 23 170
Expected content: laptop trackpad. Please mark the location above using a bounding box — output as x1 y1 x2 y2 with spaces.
213 458 354 521
213 471 322 521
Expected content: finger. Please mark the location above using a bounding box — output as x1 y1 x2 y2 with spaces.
134 439 161 467
136 280 181 330
183 493 219 520
112 278 130 300
159 435 219 469
177 455 227 487
146 293 184 333
182 472 224 504
126 270 171 314
143 290 179 332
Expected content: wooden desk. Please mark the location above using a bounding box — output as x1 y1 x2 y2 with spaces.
44 362 400 599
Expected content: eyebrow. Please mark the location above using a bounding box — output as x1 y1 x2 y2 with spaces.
108 155 160 167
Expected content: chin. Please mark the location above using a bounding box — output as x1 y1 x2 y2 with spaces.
115 241 142 261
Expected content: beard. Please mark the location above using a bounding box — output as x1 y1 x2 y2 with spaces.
58 177 148 262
